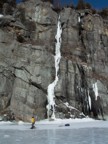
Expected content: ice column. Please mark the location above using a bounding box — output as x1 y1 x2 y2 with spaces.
93 82 98 100
47 16 62 120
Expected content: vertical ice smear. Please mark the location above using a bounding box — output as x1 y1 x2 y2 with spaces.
0 14 3 18
47 16 62 120
93 82 98 100
78 16 80 23
88 90 91 110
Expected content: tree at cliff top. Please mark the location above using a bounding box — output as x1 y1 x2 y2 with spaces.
76 0 85 9
23 0 53 3
0 0 16 13
0 0 6 12
99 8 108 19
0 0 16 7
76 0 92 10
41 0 53 3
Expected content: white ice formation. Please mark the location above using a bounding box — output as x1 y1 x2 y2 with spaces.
93 82 98 100
88 90 91 110
47 16 62 120
78 16 81 22
0 14 3 18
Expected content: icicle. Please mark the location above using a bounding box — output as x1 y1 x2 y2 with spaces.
93 82 98 100
47 16 62 120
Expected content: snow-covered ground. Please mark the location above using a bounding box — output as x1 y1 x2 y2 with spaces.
0 118 108 144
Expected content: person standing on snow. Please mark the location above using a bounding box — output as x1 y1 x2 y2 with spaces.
31 116 35 129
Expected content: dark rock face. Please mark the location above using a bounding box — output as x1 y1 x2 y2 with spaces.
0 0 108 121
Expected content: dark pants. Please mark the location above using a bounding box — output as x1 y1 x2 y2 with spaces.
31 123 35 129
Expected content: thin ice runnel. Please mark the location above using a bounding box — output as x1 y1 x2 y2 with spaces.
47 16 62 120
93 82 98 100
88 90 91 110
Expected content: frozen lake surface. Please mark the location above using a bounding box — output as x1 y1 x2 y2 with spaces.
0 118 108 144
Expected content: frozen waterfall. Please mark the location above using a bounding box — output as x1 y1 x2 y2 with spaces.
47 16 62 120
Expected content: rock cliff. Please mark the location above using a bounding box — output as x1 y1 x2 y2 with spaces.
0 0 108 121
